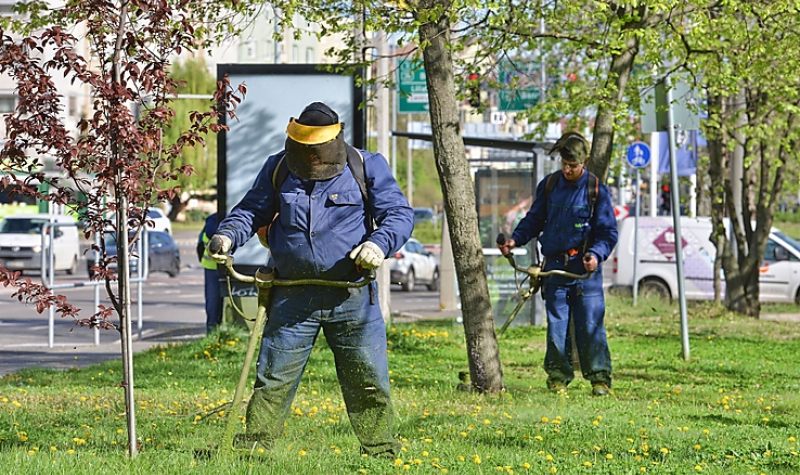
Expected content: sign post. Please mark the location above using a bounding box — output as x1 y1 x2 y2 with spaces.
664 76 691 361
626 141 651 307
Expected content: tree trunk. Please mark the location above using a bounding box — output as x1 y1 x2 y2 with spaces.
418 0 504 393
706 93 726 304
167 195 187 221
586 35 639 181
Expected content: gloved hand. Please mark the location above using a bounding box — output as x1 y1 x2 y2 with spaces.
349 241 385 270
207 234 232 257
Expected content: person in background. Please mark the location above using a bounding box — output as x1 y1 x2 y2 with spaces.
497 131 618 396
197 212 222 333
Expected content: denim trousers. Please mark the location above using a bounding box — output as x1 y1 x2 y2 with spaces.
244 283 398 455
542 269 612 386
204 268 222 333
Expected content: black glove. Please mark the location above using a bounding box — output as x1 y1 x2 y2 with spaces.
207 234 232 256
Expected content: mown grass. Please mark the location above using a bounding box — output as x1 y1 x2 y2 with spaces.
1 295 799 474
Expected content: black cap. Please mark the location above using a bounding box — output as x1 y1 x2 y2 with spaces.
296 102 339 126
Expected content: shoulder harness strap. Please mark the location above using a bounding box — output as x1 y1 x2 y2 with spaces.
587 172 599 219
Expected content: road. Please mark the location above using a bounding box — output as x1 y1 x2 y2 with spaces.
0 231 452 376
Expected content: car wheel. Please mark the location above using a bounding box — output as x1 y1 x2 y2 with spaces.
167 257 180 277
638 278 671 301
427 268 440 291
795 288 800 305
402 269 416 292
66 257 78 275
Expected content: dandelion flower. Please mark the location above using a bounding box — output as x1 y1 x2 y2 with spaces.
473 454 482 464
606 453 614 460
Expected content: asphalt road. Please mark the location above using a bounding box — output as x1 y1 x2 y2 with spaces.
0 230 453 376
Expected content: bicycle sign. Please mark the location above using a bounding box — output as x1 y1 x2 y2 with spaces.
626 141 651 169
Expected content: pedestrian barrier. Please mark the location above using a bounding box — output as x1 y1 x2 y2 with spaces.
41 223 150 348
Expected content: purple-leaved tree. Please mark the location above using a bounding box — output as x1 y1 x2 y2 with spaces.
0 0 249 457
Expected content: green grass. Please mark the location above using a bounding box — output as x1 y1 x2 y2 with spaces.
412 221 442 245
1 296 799 474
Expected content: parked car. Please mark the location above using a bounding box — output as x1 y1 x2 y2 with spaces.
413 207 437 226
147 207 172 235
0 214 80 274
387 237 439 291
88 230 180 278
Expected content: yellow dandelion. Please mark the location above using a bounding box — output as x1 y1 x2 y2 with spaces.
522 462 531 469
256 447 266 454
660 447 669 455
694 465 703 472
545 454 554 462
17 432 28 442
788 436 797 443
534 435 544 441
582 461 593 468
66 449 76 455
403 465 411 471
640 467 647 473
483 419 491 425
541 416 550 423
693 444 702 451
473 454 482 464
49 446 57 452
12 400 22 408
549 467 557 474
460 431 468 438
298 449 307 457
605 453 614 460
422 451 429 457
394 458 404 467
458 455 466 462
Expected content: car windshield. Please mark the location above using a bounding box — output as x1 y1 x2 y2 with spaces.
0 218 48 234
775 231 800 253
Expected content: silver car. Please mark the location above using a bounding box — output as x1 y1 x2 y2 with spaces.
387 238 439 291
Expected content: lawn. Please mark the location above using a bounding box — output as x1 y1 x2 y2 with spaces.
1 295 799 474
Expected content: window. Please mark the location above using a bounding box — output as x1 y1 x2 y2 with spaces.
305 47 315 63
242 40 256 59
292 45 299 63
0 94 15 113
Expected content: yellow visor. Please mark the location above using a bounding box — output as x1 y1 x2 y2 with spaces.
286 118 342 145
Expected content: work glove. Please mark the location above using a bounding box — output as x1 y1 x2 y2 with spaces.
207 234 232 257
349 241 385 270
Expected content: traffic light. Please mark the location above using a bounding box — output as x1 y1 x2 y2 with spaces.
467 72 480 108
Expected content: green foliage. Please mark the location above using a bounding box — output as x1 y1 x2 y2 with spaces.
1 297 800 472
162 57 217 194
411 221 442 244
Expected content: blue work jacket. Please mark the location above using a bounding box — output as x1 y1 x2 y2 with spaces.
511 170 618 264
217 149 414 281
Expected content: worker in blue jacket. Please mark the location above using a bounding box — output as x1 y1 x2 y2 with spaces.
497 132 618 396
208 102 413 455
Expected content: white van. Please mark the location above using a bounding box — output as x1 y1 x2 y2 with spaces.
611 216 800 304
0 214 81 274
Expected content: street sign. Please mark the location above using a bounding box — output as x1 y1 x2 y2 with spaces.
626 141 651 168
641 80 700 133
398 60 428 113
497 60 541 112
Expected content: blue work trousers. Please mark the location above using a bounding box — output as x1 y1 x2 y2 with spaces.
204 268 222 333
543 271 612 386
245 284 398 456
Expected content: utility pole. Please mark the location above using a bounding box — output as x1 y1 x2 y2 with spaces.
374 31 392 322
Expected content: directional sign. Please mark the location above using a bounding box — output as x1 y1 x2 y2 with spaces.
498 60 541 112
398 60 428 113
626 141 651 169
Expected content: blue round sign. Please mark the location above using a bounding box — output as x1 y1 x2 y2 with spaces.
626 141 651 169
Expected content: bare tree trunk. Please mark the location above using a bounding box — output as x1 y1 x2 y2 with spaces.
167 195 186 221
706 93 726 304
112 1 137 457
418 0 504 393
587 35 639 181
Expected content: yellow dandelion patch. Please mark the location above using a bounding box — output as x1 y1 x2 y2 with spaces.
472 454 482 464
605 453 614 460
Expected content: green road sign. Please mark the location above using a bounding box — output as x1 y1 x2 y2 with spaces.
398 60 428 113
498 61 541 112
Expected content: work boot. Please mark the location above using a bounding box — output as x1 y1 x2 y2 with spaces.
547 379 567 393
591 382 610 396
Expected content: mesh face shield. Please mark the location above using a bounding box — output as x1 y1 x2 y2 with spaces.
284 118 347 181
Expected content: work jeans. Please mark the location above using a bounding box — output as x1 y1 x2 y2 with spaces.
204 268 222 333
244 283 398 456
542 269 612 386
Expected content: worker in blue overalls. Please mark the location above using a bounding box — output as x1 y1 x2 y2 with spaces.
498 132 618 396
208 102 413 455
